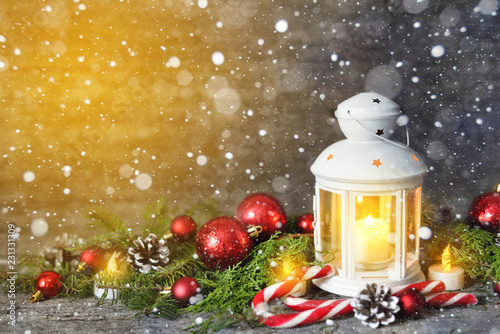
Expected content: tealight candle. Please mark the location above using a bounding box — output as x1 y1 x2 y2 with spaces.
94 251 123 299
427 245 464 290
355 215 390 264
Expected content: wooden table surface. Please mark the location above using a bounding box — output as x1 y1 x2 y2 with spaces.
2 287 500 334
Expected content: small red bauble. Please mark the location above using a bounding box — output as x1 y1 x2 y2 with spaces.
296 213 314 233
235 193 286 241
29 271 63 303
171 276 200 307
393 287 426 319
468 188 500 233
494 282 500 297
170 215 197 240
196 216 253 270
76 247 103 273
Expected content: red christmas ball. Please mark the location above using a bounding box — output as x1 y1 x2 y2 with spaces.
297 213 314 233
79 247 102 268
196 216 253 270
235 193 286 241
30 271 63 302
170 215 197 240
393 287 426 319
171 277 200 307
494 282 500 297
468 188 500 233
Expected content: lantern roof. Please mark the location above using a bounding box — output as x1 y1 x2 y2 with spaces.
311 92 427 184
310 139 427 184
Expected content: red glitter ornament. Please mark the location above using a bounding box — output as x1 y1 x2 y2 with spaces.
171 276 200 307
494 282 500 297
468 186 500 233
235 193 286 241
393 287 426 319
170 215 197 240
76 247 103 273
29 271 63 303
296 213 314 233
196 216 253 270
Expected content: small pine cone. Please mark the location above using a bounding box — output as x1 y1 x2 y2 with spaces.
41 233 82 269
351 283 400 328
127 233 170 274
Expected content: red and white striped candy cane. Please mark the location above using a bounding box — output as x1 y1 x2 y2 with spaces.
281 296 351 312
391 280 446 295
282 280 446 312
252 264 339 327
252 278 305 318
258 298 353 328
425 292 478 308
285 264 336 281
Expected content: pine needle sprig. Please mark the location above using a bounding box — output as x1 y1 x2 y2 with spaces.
59 273 94 299
451 221 500 281
142 199 177 237
152 245 204 287
185 234 314 333
119 275 180 319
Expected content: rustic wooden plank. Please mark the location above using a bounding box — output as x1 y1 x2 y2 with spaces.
2 289 500 333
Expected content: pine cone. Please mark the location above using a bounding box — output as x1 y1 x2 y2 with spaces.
127 233 170 274
351 283 400 328
41 233 82 269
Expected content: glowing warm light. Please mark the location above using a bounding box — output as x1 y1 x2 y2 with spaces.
355 215 390 264
356 196 364 204
366 215 373 226
107 251 119 274
273 257 302 281
282 259 294 277
428 244 464 290
442 244 452 272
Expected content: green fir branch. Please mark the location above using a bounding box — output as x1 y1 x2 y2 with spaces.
185 234 315 333
450 221 500 281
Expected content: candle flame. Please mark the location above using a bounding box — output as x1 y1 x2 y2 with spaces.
107 251 118 273
366 215 373 227
442 244 452 271
282 260 293 277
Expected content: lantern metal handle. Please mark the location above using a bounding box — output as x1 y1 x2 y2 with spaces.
346 110 410 148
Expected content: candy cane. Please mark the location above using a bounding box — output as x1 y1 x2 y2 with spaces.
281 296 350 312
253 263 476 329
251 265 338 327
425 292 478 308
252 278 305 318
282 280 446 312
285 264 336 281
391 280 446 295
259 298 354 328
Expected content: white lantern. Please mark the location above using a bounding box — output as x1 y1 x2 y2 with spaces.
311 92 427 297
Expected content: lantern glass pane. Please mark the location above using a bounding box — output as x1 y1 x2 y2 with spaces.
354 195 396 273
319 189 342 271
406 187 421 269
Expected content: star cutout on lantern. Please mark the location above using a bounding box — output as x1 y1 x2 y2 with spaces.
373 98 381 104
376 129 384 136
327 153 334 161
412 154 419 162
372 159 382 168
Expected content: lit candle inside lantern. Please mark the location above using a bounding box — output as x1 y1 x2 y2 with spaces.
355 215 390 264
427 245 464 290
93 251 123 300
